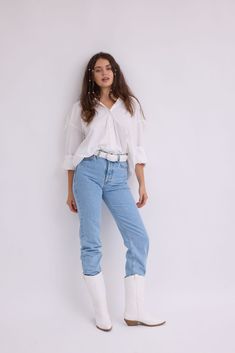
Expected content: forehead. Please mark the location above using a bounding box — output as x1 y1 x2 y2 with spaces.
94 58 111 68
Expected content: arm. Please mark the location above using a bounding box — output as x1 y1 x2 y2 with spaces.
135 163 146 187
67 170 74 194
67 170 77 213
135 164 148 208
133 100 148 208
62 102 84 212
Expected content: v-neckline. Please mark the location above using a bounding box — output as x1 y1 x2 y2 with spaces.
97 97 120 111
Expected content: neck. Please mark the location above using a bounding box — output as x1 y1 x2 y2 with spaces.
100 87 112 100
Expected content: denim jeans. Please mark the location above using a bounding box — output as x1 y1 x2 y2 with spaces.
72 155 149 277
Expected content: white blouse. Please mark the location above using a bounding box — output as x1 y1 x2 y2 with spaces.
62 96 147 179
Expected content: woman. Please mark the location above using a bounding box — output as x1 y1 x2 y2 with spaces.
62 52 166 331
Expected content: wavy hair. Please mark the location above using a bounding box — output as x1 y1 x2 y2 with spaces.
79 52 146 124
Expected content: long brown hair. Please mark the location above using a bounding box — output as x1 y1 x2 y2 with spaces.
79 52 146 124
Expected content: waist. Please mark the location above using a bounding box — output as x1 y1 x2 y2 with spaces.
94 149 128 162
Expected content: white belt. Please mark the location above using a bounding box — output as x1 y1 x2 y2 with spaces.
94 149 128 162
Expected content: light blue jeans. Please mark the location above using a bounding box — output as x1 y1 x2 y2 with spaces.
72 155 149 278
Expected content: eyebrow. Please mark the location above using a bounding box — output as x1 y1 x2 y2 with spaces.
94 64 111 69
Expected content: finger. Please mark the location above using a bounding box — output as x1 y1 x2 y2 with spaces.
137 194 147 207
70 200 77 212
71 201 77 212
136 196 143 207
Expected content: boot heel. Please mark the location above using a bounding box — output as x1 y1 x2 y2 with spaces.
124 318 139 326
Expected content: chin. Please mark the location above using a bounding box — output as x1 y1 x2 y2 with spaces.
100 83 112 88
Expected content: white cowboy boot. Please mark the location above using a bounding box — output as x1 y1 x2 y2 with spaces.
124 274 166 327
83 271 112 331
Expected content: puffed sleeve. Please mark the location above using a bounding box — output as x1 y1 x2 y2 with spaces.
62 102 84 170
132 99 147 166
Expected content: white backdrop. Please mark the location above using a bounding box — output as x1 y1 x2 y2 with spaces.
0 0 234 352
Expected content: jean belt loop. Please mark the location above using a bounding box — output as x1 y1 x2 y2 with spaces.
117 154 120 162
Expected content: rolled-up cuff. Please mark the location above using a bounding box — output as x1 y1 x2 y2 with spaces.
62 155 75 170
135 146 147 165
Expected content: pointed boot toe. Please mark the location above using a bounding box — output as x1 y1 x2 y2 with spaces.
124 274 166 328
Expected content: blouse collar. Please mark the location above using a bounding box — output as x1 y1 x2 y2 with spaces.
95 97 121 111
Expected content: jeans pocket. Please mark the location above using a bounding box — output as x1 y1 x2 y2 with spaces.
119 161 128 169
81 155 96 164
83 155 95 160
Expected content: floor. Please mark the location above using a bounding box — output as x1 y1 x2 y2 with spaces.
1 289 234 353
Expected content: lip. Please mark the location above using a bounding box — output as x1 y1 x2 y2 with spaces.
102 77 110 81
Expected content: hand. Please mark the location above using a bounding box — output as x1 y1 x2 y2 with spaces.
136 184 148 208
66 192 78 213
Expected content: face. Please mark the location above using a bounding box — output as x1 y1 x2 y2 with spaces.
92 58 114 88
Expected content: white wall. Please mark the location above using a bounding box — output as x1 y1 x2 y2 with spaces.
1 0 234 352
